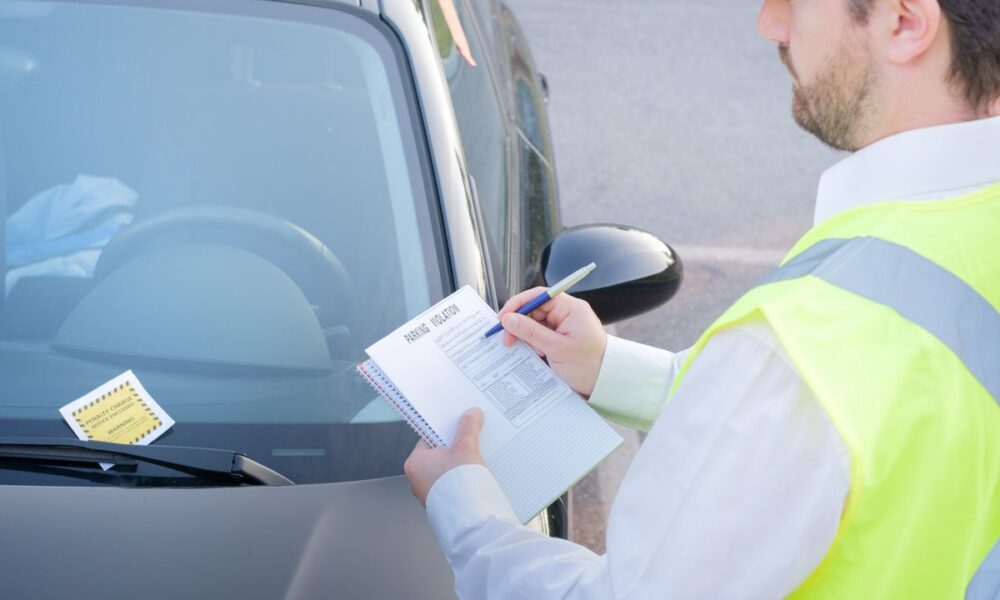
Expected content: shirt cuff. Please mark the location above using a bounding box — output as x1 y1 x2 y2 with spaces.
588 335 681 431
425 464 519 554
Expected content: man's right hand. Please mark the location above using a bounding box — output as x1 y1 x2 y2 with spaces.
497 287 607 397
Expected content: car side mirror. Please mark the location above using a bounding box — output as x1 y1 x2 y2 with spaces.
539 224 682 324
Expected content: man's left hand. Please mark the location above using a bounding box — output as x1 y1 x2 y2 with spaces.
404 408 486 505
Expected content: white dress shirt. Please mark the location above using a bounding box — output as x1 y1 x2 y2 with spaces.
425 115 1000 599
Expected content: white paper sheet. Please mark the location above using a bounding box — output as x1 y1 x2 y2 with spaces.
366 286 622 522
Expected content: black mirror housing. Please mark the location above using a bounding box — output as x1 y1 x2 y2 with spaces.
539 224 682 324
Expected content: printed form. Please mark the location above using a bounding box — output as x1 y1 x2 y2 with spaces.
366 286 622 522
435 309 567 428
367 286 570 453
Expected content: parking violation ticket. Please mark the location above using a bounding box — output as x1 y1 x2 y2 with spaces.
365 286 623 522
59 370 175 469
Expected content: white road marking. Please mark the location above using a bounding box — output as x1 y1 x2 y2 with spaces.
673 245 788 266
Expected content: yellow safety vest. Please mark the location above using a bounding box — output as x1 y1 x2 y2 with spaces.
670 183 1000 598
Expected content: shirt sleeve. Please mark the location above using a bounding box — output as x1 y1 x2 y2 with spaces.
427 464 615 600
587 335 687 432
423 322 851 600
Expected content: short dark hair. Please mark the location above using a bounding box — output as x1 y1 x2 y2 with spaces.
851 0 1000 110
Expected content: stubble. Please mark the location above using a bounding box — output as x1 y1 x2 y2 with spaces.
779 42 878 152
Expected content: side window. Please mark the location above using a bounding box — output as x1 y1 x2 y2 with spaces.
519 140 557 289
515 80 557 287
501 8 559 287
468 0 498 54
427 0 511 278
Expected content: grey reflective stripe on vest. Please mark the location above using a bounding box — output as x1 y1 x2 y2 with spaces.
762 236 1000 403
967 537 1000 600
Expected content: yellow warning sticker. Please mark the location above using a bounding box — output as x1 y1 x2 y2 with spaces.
59 371 174 466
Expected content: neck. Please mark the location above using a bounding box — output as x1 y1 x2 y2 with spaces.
872 95 978 145
859 27 979 148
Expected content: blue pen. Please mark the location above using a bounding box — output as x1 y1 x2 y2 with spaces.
484 262 597 338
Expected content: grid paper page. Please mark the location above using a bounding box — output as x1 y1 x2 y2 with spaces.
486 392 622 523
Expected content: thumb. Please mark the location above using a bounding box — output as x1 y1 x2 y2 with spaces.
502 313 566 353
452 408 484 455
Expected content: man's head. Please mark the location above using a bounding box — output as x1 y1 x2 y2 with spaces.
758 0 1000 151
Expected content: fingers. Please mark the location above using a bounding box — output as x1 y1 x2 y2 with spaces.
501 312 567 355
499 290 580 330
498 287 549 319
403 439 430 484
502 307 547 347
544 295 576 328
504 334 547 357
453 408 484 455
407 439 431 459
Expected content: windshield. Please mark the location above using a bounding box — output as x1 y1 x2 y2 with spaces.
0 1 445 485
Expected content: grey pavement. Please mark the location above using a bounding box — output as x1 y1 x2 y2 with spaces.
504 0 844 552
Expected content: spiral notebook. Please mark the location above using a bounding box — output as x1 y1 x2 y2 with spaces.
357 286 622 524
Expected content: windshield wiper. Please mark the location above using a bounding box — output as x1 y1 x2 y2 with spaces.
0 437 293 486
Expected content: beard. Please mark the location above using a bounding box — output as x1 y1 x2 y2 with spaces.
779 42 877 152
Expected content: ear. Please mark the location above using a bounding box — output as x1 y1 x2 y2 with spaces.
882 0 943 65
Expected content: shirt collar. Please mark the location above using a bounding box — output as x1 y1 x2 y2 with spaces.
814 115 1000 225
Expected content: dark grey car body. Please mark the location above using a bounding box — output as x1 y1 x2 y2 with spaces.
0 0 561 598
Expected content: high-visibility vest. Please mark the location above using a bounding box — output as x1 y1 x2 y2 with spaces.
670 183 1000 598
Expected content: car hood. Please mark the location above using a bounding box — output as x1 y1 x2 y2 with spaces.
0 475 457 599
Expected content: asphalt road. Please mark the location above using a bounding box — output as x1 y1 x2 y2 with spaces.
504 0 845 552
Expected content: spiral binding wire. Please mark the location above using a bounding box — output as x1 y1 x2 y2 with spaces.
357 360 445 448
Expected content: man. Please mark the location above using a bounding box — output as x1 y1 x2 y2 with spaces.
404 0 1000 597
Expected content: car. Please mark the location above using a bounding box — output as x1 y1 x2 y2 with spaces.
0 0 681 597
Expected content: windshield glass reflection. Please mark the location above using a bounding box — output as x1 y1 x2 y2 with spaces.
0 1 442 485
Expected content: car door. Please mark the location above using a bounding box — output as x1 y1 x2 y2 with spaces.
423 0 517 298
466 0 561 290
496 3 561 290
422 0 562 294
